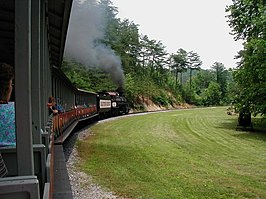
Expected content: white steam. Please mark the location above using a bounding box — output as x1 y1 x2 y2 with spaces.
64 0 124 86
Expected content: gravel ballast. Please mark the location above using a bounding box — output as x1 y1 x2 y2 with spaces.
64 127 123 199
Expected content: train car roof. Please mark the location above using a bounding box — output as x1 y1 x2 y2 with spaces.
52 65 77 90
0 0 73 67
48 0 73 67
107 91 119 96
76 88 98 95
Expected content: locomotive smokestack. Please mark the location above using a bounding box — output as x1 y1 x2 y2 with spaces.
65 0 124 87
116 86 125 96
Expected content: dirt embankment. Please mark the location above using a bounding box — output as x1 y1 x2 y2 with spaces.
130 96 193 113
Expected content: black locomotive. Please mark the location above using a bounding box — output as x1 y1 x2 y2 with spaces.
97 88 130 118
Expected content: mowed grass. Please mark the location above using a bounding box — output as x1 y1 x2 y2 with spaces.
77 107 266 199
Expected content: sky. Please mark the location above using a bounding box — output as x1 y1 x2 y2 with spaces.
111 0 243 69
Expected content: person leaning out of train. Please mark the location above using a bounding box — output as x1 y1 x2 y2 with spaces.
47 96 58 115
0 62 15 177
0 63 16 147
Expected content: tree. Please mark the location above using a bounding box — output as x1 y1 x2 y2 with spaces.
105 18 140 74
226 0 266 115
62 59 92 91
206 82 222 106
171 48 188 87
138 35 168 74
193 69 215 91
226 0 266 41
187 51 202 90
233 39 266 115
211 62 228 101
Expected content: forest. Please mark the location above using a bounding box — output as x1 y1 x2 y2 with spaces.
62 0 266 116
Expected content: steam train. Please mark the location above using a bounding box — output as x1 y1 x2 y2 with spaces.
52 74 130 145
0 1 128 199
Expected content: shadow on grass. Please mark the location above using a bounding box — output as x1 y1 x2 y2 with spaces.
218 118 238 130
218 117 266 142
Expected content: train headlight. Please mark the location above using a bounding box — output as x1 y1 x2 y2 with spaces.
112 102 117 107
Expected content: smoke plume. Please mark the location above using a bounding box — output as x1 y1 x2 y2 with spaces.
64 0 124 87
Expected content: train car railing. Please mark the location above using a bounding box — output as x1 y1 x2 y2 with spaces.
0 176 40 199
78 106 98 121
53 110 75 139
53 107 98 144
44 115 55 199
0 144 46 197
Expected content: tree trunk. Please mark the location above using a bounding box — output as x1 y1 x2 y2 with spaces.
175 70 178 87
180 72 183 87
190 69 192 90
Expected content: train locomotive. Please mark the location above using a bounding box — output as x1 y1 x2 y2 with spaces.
97 88 130 118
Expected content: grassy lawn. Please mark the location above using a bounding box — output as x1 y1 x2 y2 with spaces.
76 107 266 199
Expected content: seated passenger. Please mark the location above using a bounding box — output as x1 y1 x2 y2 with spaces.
0 63 15 147
56 99 64 113
56 103 64 113
47 96 58 115
0 62 14 177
